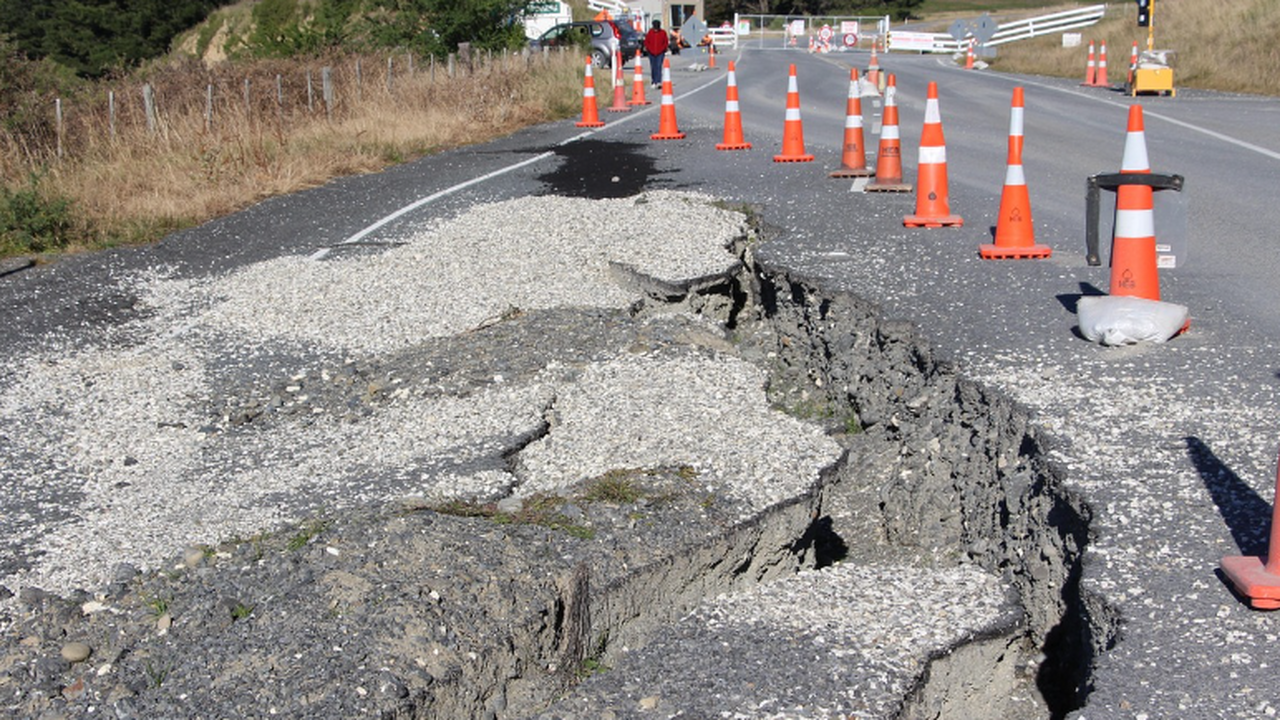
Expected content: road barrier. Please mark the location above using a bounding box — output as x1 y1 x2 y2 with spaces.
891 4 1105 54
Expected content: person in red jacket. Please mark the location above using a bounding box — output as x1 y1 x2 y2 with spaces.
644 19 670 87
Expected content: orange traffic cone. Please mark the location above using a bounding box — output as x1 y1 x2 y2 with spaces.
904 81 963 227
830 69 872 177
716 61 751 150
606 51 631 112
980 87 1051 259
965 39 975 70
576 58 605 128
866 41 882 88
1110 104 1160 300
865 74 911 192
651 58 685 140
1092 40 1110 87
1082 41 1097 86
708 43 717 69
1221 444 1280 610
629 51 651 106
1127 41 1139 87
773 64 814 162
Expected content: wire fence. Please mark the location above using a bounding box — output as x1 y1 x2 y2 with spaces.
8 46 569 168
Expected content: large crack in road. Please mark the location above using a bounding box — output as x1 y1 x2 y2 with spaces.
0 193 1107 718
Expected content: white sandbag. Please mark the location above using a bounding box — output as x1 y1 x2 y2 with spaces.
1077 295 1189 346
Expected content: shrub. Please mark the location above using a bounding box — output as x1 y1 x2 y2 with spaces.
0 172 76 254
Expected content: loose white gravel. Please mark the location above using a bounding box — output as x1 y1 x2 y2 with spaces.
516 352 839 519
0 191 840 610
141 191 750 355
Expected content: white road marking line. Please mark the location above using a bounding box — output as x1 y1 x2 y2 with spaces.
311 69 730 261
1000 76 1280 163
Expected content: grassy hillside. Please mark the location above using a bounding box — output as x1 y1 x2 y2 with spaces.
987 0 1280 96
916 0 1059 15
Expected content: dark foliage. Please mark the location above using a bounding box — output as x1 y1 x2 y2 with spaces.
0 0 235 77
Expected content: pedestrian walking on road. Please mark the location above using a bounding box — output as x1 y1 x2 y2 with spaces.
645 19 669 87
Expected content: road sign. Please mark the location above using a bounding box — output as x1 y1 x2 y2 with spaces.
948 20 968 42
844 34 857 47
973 14 997 43
819 25 833 41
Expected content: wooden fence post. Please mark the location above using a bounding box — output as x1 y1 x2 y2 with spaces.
306 69 314 112
458 43 472 75
243 77 251 114
143 84 156 135
386 56 393 93
108 90 116 141
322 66 333 120
276 74 284 123
448 53 456 79
356 58 363 102
55 99 64 160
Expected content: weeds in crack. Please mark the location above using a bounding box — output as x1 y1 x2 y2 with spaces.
285 519 330 551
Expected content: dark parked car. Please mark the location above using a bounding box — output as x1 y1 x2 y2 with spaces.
529 20 644 68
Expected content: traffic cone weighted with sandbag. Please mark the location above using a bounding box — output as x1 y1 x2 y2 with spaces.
1075 104 1190 345
1110 104 1160 299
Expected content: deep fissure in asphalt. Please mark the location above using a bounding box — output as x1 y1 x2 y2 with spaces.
1 219 1118 718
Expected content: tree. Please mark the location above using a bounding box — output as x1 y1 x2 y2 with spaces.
364 0 533 56
0 0 231 77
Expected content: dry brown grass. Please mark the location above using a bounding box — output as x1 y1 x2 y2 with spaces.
1 49 591 255
990 0 1280 96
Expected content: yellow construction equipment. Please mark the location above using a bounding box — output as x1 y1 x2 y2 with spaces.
1129 0 1175 97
